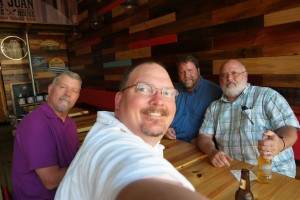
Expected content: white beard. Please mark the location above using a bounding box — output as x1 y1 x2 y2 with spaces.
221 81 247 99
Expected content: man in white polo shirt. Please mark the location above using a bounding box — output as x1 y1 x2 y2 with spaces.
55 61 207 200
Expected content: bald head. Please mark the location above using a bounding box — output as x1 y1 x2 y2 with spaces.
219 59 246 73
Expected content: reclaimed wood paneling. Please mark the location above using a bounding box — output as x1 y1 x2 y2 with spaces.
69 54 94 66
0 32 69 116
81 38 102 47
213 55 300 75
112 11 149 33
112 0 149 17
196 46 263 61
264 7 300 27
0 70 7 122
214 21 300 50
263 42 300 57
75 46 92 56
263 75 300 87
102 44 129 55
104 75 123 81
103 60 132 68
151 13 211 37
78 10 88 22
1 59 29 65
66 0 300 107
213 15 264 36
129 12 176 34
129 34 177 49
33 71 56 79
212 0 263 25
71 65 85 71
114 30 151 46
115 47 151 60
98 0 123 15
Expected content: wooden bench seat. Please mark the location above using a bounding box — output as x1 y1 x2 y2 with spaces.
72 88 116 144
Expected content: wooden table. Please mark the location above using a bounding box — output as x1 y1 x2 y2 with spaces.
161 138 207 169
162 139 300 200
72 113 97 133
68 107 90 117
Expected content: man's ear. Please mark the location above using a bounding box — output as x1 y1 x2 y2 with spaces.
115 92 122 110
47 84 53 95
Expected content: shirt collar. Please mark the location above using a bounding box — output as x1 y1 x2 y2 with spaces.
193 76 203 93
99 111 164 156
40 102 71 123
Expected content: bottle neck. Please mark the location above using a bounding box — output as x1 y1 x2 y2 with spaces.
240 171 251 191
240 177 251 191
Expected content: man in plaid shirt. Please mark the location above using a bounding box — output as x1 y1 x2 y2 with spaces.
197 59 299 177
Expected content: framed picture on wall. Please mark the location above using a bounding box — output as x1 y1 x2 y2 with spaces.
10 82 34 117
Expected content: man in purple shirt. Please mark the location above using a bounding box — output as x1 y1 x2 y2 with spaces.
12 71 82 200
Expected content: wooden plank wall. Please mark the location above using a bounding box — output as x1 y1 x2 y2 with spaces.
0 33 68 117
68 0 300 106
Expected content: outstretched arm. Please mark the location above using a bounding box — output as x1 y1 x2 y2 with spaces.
116 179 208 200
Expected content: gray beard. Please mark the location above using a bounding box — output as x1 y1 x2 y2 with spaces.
221 84 246 99
57 101 70 112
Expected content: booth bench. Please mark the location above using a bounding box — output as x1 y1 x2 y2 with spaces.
77 88 116 111
73 88 116 143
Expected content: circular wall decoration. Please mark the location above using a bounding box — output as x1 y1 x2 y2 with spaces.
0 36 28 60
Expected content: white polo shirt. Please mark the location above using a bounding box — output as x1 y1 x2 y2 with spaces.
55 111 194 200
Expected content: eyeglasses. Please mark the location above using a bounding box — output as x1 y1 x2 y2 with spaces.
121 82 179 101
219 71 246 78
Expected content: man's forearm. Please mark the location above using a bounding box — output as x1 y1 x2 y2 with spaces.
276 126 298 150
197 134 217 156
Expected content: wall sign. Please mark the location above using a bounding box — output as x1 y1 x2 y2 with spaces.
0 36 28 60
40 39 60 51
0 0 78 25
49 57 65 67
11 82 33 117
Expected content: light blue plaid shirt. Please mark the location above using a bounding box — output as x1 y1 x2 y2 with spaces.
200 84 300 177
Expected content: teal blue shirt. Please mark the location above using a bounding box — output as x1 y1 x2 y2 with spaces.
170 77 222 142
200 84 300 177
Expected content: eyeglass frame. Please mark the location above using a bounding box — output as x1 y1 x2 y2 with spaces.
219 71 247 79
121 82 179 100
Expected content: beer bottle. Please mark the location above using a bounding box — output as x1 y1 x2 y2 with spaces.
257 134 272 183
257 155 272 183
235 168 254 200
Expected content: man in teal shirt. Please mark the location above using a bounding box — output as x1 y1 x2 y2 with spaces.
165 55 222 143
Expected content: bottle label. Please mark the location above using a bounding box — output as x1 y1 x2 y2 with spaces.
239 179 246 190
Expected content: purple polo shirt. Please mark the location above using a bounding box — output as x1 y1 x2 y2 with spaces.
12 102 79 200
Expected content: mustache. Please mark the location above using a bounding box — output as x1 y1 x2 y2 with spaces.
184 77 193 81
226 81 236 86
141 106 169 116
59 96 71 103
